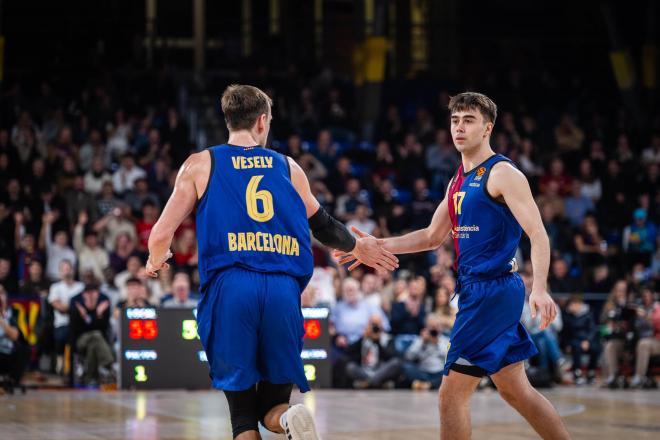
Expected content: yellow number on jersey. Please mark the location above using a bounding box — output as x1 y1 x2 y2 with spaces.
452 191 466 215
246 175 274 222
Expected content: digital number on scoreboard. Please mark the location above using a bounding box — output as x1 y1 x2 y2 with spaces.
120 307 331 390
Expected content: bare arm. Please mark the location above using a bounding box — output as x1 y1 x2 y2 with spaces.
288 157 398 272
488 162 556 329
288 157 321 218
146 152 207 275
380 195 452 254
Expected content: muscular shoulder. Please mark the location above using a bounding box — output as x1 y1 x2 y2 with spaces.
179 150 212 198
487 161 528 198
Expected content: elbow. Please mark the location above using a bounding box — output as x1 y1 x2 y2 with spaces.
427 228 443 250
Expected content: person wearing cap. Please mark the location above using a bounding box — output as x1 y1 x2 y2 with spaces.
623 208 658 268
69 283 113 386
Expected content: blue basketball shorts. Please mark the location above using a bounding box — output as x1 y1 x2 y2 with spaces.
443 273 538 376
196 266 310 392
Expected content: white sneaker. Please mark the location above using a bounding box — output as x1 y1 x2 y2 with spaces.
280 404 321 440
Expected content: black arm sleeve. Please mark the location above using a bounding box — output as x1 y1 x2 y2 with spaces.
308 206 356 252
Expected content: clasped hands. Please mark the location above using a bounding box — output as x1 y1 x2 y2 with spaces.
334 227 398 274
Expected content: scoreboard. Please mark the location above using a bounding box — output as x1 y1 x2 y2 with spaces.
119 307 331 390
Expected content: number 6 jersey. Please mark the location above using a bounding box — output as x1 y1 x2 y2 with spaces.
195 144 313 293
447 154 522 283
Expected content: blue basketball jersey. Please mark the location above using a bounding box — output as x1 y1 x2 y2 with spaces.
447 154 522 282
195 145 313 292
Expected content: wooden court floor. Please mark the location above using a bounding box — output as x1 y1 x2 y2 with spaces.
1 386 659 439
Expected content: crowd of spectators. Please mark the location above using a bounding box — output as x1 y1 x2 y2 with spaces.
0 66 658 390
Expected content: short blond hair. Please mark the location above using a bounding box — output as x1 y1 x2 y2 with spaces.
221 84 273 130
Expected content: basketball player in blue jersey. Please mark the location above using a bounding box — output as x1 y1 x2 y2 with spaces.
145 84 398 440
337 93 571 439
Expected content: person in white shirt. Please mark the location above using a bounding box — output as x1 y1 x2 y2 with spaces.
47 260 84 374
84 156 113 195
40 211 77 282
112 153 146 194
73 211 109 281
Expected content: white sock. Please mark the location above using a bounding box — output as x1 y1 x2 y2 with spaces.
279 410 288 431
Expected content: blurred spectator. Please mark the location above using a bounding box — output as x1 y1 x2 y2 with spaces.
0 257 18 294
330 278 389 347
346 204 378 237
69 284 113 386
374 140 396 181
334 178 369 222
554 114 584 156
577 159 602 203
425 129 459 191
641 134 660 165
517 138 543 178
96 181 121 217
162 107 191 168
78 129 106 172
586 264 614 293
432 287 456 333
573 215 607 272
73 211 109 281
522 275 565 383
47 259 84 374
114 255 143 299
564 181 593 227
600 280 635 388
123 178 160 216
539 158 572 196
84 156 113 195
64 175 98 226
114 277 151 318
623 208 658 267
0 287 30 386
312 129 339 172
40 211 76 282
173 229 198 268
135 201 159 253
307 267 338 308
361 274 382 310
112 153 146 195
343 313 401 389
562 295 600 384
409 178 436 230
161 272 197 308
18 260 51 298
403 313 449 390
630 287 660 388
391 276 427 353
548 258 580 294
94 203 136 252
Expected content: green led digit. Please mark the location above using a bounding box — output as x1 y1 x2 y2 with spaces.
182 320 199 340
135 365 148 382
304 364 316 381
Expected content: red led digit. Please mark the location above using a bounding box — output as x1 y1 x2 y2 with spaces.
304 320 321 339
129 320 143 339
143 320 158 340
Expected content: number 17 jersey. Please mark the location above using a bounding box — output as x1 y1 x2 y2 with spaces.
195 145 313 293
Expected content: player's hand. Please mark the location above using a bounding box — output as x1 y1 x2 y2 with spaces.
333 227 398 274
529 290 557 331
145 251 172 278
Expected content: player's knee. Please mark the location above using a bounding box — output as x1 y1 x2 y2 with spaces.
438 382 468 412
497 382 532 406
257 381 293 431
